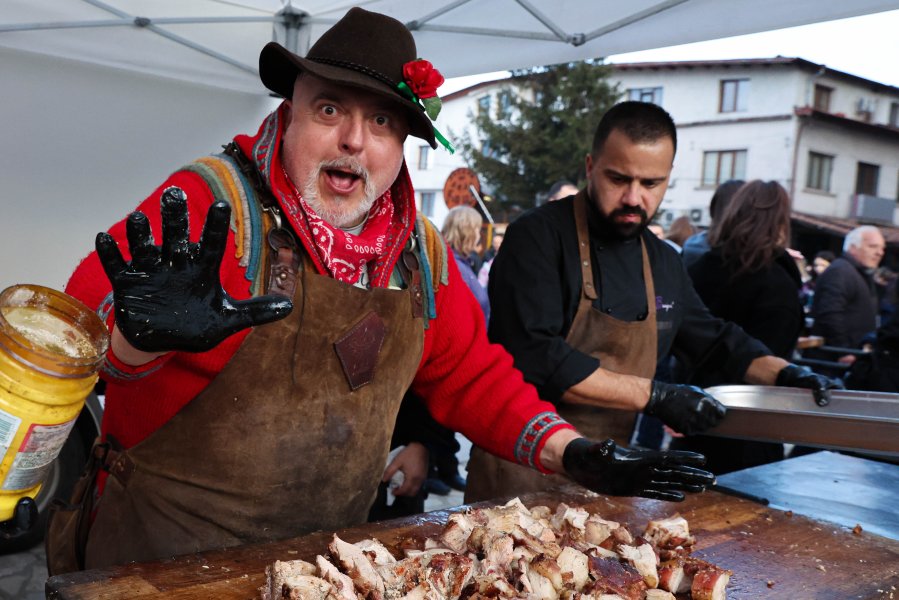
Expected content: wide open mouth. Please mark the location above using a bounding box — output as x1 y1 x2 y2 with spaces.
324 167 361 192
321 158 367 194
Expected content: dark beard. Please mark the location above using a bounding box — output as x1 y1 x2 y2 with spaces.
599 206 649 240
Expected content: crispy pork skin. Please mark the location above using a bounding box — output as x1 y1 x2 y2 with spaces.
688 561 732 600
588 556 647 600
658 558 691 594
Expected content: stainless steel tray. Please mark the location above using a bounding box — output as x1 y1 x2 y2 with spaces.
703 385 899 457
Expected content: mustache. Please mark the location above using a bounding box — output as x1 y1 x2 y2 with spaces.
609 206 648 219
320 156 369 181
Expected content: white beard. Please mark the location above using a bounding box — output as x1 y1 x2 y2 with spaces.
303 157 378 228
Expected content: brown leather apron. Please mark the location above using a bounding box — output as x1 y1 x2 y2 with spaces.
465 190 658 503
84 257 424 568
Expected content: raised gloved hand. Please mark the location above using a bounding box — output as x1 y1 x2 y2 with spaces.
563 438 714 502
96 187 293 353
776 363 844 406
644 381 727 435
0 497 37 540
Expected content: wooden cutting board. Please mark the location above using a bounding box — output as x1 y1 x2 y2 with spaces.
46 487 899 600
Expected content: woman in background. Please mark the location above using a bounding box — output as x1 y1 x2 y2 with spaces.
676 180 804 473
442 206 490 323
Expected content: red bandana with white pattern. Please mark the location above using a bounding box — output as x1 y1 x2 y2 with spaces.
282 167 394 285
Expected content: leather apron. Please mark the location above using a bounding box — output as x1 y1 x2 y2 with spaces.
84 256 424 568
465 190 658 503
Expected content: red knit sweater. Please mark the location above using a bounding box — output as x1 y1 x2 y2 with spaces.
65 111 571 475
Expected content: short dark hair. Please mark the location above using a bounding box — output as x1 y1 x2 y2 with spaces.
591 101 677 156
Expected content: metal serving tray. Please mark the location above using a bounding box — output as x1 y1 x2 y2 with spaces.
703 385 899 457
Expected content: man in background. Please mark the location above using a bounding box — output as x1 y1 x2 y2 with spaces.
547 180 579 202
811 225 886 356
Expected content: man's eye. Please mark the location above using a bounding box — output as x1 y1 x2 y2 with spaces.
374 115 390 126
321 105 337 116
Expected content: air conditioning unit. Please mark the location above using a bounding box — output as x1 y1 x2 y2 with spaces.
855 98 872 113
855 97 875 122
689 208 704 225
849 194 895 224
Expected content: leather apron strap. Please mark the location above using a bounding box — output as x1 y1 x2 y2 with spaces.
466 190 658 503
85 248 425 569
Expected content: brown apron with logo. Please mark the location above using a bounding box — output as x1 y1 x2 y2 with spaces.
465 190 658 503
83 256 424 568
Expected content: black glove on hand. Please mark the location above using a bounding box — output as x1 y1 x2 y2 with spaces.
0 497 37 540
776 363 844 406
644 381 727 435
96 187 293 353
563 438 714 502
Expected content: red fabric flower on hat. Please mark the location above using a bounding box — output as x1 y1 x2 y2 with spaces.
403 59 445 99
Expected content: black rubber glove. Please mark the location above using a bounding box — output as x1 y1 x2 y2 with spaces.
776 363 844 407
563 438 714 502
644 381 727 435
96 187 293 353
0 497 37 540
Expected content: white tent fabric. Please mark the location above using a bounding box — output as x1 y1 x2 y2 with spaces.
3 0 899 290
4 0 899 92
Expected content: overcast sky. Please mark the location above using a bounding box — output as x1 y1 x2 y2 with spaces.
443 8 899 93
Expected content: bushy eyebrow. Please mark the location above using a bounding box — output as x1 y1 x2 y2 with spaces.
603 168 666 184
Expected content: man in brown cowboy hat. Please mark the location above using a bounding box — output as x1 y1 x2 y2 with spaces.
56 8 714 571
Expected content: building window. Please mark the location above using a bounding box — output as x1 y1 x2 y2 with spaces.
702 150 747 186
420 192 435 216
855 162 880 196
628 87 663 105
813 85 833 112
478 96 491 115
806 152 834 192
890 102 899 127
497 90 513 118
417 145 430 170
719 79 749 113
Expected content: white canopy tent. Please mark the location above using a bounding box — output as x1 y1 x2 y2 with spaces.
6 0 899 90
3 0 899 289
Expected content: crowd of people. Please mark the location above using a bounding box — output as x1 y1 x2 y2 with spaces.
641 182 895 470
5 5 874 572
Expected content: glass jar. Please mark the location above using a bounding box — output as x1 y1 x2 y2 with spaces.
0 284 109 521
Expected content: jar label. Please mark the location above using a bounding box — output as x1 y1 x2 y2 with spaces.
0 408 23 459
2 418 76 491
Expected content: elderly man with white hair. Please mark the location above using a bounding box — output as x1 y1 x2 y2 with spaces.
811 225 886 352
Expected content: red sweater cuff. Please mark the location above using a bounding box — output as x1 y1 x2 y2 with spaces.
526 420 576 474
102 347 171 382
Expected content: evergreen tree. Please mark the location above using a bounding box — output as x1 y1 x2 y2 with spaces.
459 60 621 215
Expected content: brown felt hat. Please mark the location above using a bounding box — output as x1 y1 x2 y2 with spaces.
259 7 437 148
